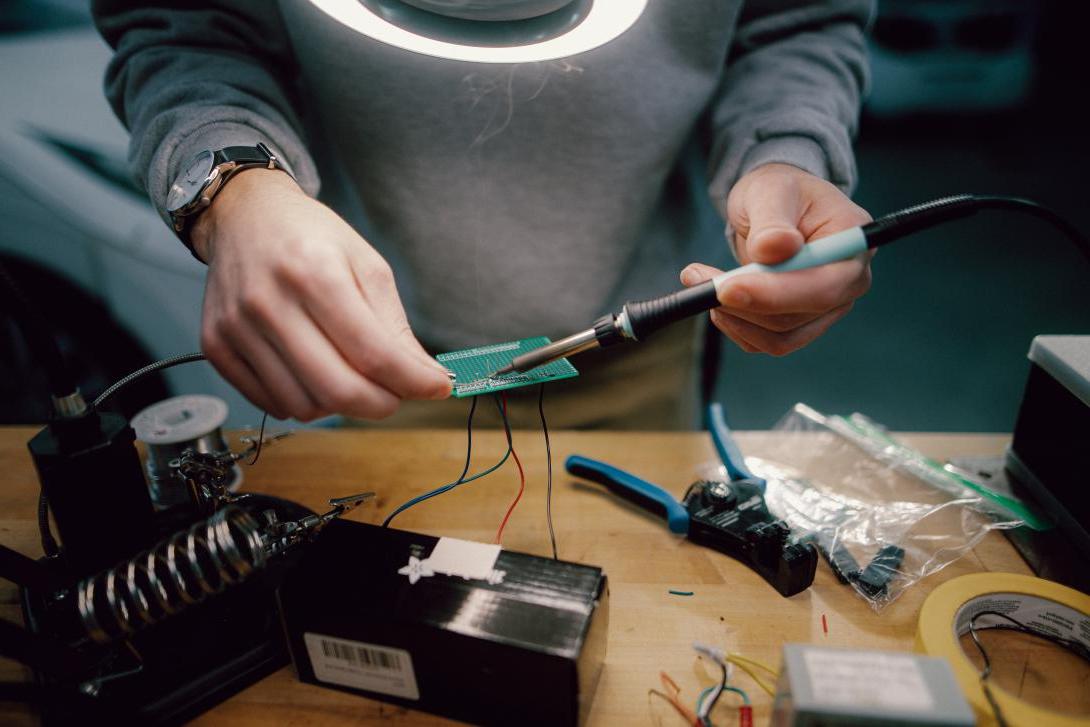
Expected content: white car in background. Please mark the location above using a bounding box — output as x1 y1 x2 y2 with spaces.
0 2 262 425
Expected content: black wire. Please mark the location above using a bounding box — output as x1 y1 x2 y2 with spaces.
973 196 1090 264
37 491 59 557
705 660 728 719
865 194 1090 264
92 352 206 409
539 385 558 560
381 396 482 527
248 411 270 465
968 609 1090 727
458 396 479 483
496 392 512 448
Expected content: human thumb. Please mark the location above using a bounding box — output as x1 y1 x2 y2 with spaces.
737 178 806 265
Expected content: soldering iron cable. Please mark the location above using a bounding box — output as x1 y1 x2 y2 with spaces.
494 193 1090 375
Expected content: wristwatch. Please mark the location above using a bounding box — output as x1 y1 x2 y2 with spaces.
165 142 291 254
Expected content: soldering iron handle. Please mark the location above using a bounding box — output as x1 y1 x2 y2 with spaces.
621 226 869 342
708 226 869 294
622 281 720 341
588 194 1090 356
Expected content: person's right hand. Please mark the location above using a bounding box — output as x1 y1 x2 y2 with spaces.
190 168 451 421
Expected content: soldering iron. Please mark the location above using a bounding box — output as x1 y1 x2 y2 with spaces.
492 194 1089 376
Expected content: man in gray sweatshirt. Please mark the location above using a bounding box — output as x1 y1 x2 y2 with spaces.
93 1 872 428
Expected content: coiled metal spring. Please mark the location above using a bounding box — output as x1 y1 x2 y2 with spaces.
77 506 266 644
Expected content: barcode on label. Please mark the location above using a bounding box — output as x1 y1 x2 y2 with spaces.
303 633 420 700
320 639 403 672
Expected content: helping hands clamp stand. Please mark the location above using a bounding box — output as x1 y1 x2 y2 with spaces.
14 422 372 726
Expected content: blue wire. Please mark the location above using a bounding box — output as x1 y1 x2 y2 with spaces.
383 395 511 527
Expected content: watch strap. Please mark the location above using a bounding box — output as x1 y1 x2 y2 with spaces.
214 143 278 168
172 142 290 259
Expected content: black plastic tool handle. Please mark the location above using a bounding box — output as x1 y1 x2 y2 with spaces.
623 280 719 341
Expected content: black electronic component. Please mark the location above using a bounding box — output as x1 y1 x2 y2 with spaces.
855 544 906 598
808 532 905 599
279 519 608 727
682 479 818 598
28 410 157 577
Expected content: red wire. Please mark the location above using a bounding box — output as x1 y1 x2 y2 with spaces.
494 392 525 545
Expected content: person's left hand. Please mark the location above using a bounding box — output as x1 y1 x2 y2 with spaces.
681 163 872 355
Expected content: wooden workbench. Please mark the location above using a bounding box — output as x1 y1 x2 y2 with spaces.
0 427 1034 725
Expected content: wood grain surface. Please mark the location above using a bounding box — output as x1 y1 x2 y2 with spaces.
0 427 1038 726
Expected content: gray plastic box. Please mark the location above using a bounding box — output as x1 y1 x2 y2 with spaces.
771 644 974 727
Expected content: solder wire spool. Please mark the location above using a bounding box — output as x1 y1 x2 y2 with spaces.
131 395 239 508
916 572 1090 727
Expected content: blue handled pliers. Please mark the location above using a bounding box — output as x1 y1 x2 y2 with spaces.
565 403 763 535
565 404 817 597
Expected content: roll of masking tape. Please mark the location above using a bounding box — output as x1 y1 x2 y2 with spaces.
916 572 1090 727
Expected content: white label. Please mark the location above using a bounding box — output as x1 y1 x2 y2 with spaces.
426 537 501 580
304 633 419 700
804 650 934 711
954 593 1090 651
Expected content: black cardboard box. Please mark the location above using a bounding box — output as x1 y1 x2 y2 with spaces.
278 520 609 726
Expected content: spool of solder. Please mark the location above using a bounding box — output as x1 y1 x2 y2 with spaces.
131 394 239 507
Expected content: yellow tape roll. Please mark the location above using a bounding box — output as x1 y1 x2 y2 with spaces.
916 573 1090 727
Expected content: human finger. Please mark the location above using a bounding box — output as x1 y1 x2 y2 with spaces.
728 172 806 265
259 302 403 419
343 249 449 370
717 256 871 316
710 303 854 356
683 257 871 317
282 256 451 400
223 320 322 420
200 334 286 419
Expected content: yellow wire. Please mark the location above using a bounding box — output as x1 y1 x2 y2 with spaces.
725 655 776 697
726 652 778 675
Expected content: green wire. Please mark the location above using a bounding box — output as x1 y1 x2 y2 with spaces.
723 685 749 704
696 683 750 727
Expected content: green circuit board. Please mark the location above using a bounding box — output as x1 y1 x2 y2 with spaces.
438 337 579 398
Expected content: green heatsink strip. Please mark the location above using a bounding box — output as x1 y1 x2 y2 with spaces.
438 336 579 398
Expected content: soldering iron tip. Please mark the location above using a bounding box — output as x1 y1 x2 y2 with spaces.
490 364 515 378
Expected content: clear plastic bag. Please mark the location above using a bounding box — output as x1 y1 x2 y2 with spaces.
698 403 1026 610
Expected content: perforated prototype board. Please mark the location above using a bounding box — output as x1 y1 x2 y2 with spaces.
438 337 579 398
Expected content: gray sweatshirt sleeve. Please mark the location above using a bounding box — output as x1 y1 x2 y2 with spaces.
92 1 320 224
708 0 871 222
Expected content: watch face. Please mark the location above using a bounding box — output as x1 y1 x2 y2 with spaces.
166 151 215 213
